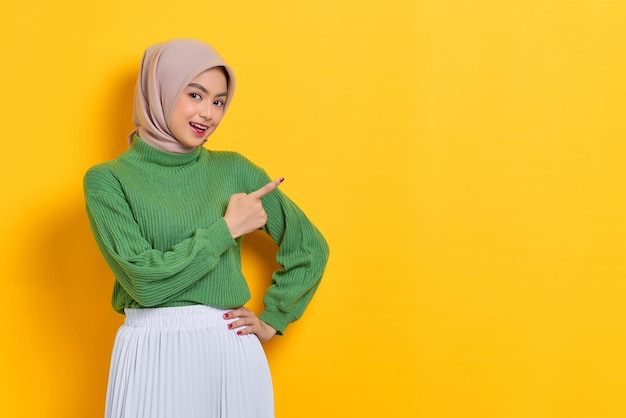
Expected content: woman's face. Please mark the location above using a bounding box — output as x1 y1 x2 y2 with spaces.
169 67 228 151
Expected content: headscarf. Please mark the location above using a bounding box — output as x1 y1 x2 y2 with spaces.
128 38 236 153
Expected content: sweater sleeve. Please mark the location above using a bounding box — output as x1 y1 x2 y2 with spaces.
253 171 330 335
84 166 236 308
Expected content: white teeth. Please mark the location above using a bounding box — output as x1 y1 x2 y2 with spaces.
190 122 207 130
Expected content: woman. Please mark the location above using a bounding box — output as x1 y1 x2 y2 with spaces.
84 38 329 418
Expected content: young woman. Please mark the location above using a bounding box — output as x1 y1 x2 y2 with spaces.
84 38 329 418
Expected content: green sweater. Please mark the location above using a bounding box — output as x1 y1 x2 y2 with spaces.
84 136 329 334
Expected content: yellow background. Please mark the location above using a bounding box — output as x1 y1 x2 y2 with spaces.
2 0 626 417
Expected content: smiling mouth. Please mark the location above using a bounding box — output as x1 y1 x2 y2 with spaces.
189 122 209 135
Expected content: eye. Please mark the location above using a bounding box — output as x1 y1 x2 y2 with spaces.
214 99 225 107
189 92 202 100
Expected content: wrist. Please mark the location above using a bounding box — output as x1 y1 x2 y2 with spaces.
223 216 241 239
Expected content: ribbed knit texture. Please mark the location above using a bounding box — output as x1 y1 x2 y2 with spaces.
84 136 329 334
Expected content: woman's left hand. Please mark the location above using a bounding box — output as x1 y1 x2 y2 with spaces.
224 307 277 342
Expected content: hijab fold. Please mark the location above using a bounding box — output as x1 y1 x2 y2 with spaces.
129 38 236 153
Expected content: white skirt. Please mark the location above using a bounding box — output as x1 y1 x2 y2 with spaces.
105 305 274 418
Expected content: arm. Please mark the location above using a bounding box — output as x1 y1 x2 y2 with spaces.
257 177 330 334
84 166 236 307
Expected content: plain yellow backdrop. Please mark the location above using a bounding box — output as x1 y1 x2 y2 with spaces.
2 0 626 417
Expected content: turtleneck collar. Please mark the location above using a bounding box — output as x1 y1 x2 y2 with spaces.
122 135 203 168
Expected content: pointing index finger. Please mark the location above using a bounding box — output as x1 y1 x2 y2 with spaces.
249 177 284 198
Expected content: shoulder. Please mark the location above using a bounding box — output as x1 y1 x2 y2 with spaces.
204 150 266 173
205 149 252 163
84 160 115 181
84 145 142 185
203 150 272 190
84 160 125 196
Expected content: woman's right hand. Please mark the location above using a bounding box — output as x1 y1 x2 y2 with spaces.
223 177 284 239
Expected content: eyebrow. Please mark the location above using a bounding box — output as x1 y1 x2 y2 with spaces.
187 83 227 97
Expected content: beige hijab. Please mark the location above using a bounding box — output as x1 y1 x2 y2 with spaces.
128 38 236 153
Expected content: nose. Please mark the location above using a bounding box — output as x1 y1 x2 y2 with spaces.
199 103 212 120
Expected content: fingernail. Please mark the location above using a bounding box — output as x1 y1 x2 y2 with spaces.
279 177 284 183
237 330 243 335
227 323 233 329
223 313 229 319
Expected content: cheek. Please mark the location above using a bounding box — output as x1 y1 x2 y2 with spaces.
172 97 195 115
214 110 226 123
170 104 192 127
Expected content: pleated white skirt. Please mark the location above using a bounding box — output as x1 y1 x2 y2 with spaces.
105 305 274 418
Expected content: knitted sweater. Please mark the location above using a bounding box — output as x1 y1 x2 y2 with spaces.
84 136 329 334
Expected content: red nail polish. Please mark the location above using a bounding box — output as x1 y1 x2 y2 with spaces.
237 330 243 335
223 313 229 319
228 323 233 329
279 177 284 183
